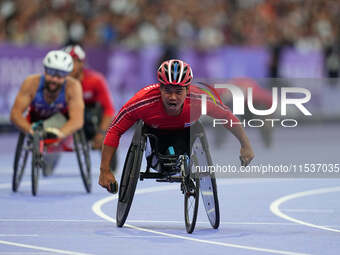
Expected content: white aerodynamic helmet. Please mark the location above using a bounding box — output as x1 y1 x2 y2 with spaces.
43 50 74 75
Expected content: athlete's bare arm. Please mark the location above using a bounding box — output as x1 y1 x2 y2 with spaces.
99 145 117 191
92 115 112 149
61 77 84 137
229 125 254 166
10 75 40 135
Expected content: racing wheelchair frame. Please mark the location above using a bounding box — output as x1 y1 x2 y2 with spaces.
116 121 220 234
12 124 91 196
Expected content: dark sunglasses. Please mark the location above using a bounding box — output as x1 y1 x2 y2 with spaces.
44 67 69 78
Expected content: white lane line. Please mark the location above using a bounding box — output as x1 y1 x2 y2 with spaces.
270 186 340 233
0 178 81 190
281 209 334 213
0 253 53 255
128 220 299 225
0 235 38 237
92 185 309 255
109 235 171 238
0 240 93 255
3 218 340 227
3 218 340 228
0 219 104 223
0 181 32 189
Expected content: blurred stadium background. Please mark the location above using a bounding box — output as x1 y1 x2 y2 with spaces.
1 3 340 253
1 0 340 129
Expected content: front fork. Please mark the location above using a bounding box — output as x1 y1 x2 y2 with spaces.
179 155 195 195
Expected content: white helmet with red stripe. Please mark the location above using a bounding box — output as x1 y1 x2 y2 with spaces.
63 44 86 61
157 59 193 86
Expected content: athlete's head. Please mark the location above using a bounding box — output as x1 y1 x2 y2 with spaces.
63 44 86 79
157 59 193 87
157 59 193 116
43 50 73 93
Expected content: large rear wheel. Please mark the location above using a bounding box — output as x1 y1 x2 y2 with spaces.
74 129 92 193
12 132 29 192
31 132 42 196
116 121 145 227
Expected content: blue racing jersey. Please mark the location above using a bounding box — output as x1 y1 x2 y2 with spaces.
28 75 68 122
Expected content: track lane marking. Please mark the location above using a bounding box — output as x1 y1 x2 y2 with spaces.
270 186 340 233
280 209 334 213
0 180 94 254
0 235 39 237
92 184 309 255
0 240 93 255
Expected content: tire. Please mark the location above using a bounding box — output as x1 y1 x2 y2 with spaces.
116 121 145 227
12 132 29 192
74 129 92 193
184 156 200 234
31 132 42 196
191 131 220 229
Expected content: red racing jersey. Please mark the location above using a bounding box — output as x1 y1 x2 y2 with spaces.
104 83 240 148
81 69 115 117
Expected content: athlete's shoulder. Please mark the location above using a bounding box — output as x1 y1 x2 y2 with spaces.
124 83 161 106
21 74 41 93
65 76 82 93
66 76 80 85
24 74 41 84
142 83 160 91
83 68 106 81
135 83 161 99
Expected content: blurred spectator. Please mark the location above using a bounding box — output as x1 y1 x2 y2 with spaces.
0 0 339 56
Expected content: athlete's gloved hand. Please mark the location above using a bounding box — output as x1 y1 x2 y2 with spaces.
99 169 118 194
44 127 65 140
240 145 254 167
31 121 43 131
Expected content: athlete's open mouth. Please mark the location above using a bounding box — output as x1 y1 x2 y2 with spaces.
168 102 177 108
